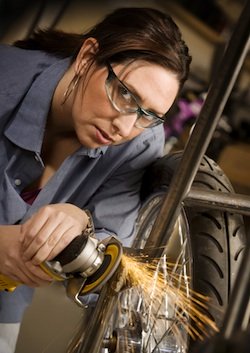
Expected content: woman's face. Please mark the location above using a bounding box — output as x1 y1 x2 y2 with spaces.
70 60 179 148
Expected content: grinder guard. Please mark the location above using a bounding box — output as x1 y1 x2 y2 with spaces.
42 234 123 307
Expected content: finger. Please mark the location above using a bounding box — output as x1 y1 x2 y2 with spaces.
24 261 54 283
46 227 82 262
22 215 61 261
16 262 53 287
31 224 79 265
6 266 44 287
21 211 49 249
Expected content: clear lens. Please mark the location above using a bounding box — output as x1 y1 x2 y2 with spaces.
135 115 158 129
105 65 164 129
108 78 138 113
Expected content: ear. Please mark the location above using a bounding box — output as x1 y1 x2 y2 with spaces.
74 37 99 76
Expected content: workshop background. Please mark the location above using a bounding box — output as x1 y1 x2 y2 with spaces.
0 1 249 352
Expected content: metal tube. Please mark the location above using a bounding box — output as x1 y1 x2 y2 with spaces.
145 0 250 257
79 285 118 353
185 187 250 216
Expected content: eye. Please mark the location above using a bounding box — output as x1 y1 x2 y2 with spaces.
142 113 155 121
118 83 133 103
139 113 155 126
139 108 158 122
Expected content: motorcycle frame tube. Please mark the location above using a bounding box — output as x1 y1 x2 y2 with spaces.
185 187 250 216
77 285 118 353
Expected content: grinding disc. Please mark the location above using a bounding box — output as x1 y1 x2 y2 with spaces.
81 241 122 294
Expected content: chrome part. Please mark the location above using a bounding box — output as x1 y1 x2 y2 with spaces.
42 260 68 280
66 277 88 308
68 282 120 352
62 236 105 277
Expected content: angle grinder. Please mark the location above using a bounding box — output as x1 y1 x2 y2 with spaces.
0 224 123 306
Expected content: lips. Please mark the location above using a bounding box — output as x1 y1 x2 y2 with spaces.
95 127 114 145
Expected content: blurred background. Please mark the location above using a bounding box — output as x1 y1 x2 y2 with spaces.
0 1 249 351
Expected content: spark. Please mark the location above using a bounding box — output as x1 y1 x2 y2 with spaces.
119 253 218 348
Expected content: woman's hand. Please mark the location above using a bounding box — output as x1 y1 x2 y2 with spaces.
21 203 89 265
0 225 53 287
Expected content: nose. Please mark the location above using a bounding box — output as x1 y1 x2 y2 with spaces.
112 113 138 138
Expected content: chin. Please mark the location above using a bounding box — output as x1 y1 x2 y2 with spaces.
79 139 104 149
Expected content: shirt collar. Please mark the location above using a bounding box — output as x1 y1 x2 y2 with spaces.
4 56 107 157
5 57 70 153
76 145 108 157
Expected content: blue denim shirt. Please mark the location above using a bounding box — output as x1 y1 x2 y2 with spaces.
0 44 165 324
0 44 165 246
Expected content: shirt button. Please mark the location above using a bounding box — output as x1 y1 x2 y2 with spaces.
14 179 22 186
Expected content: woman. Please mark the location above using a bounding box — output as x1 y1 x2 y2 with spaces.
0 7 191 352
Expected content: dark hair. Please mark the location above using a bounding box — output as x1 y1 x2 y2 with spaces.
14 7 191 89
